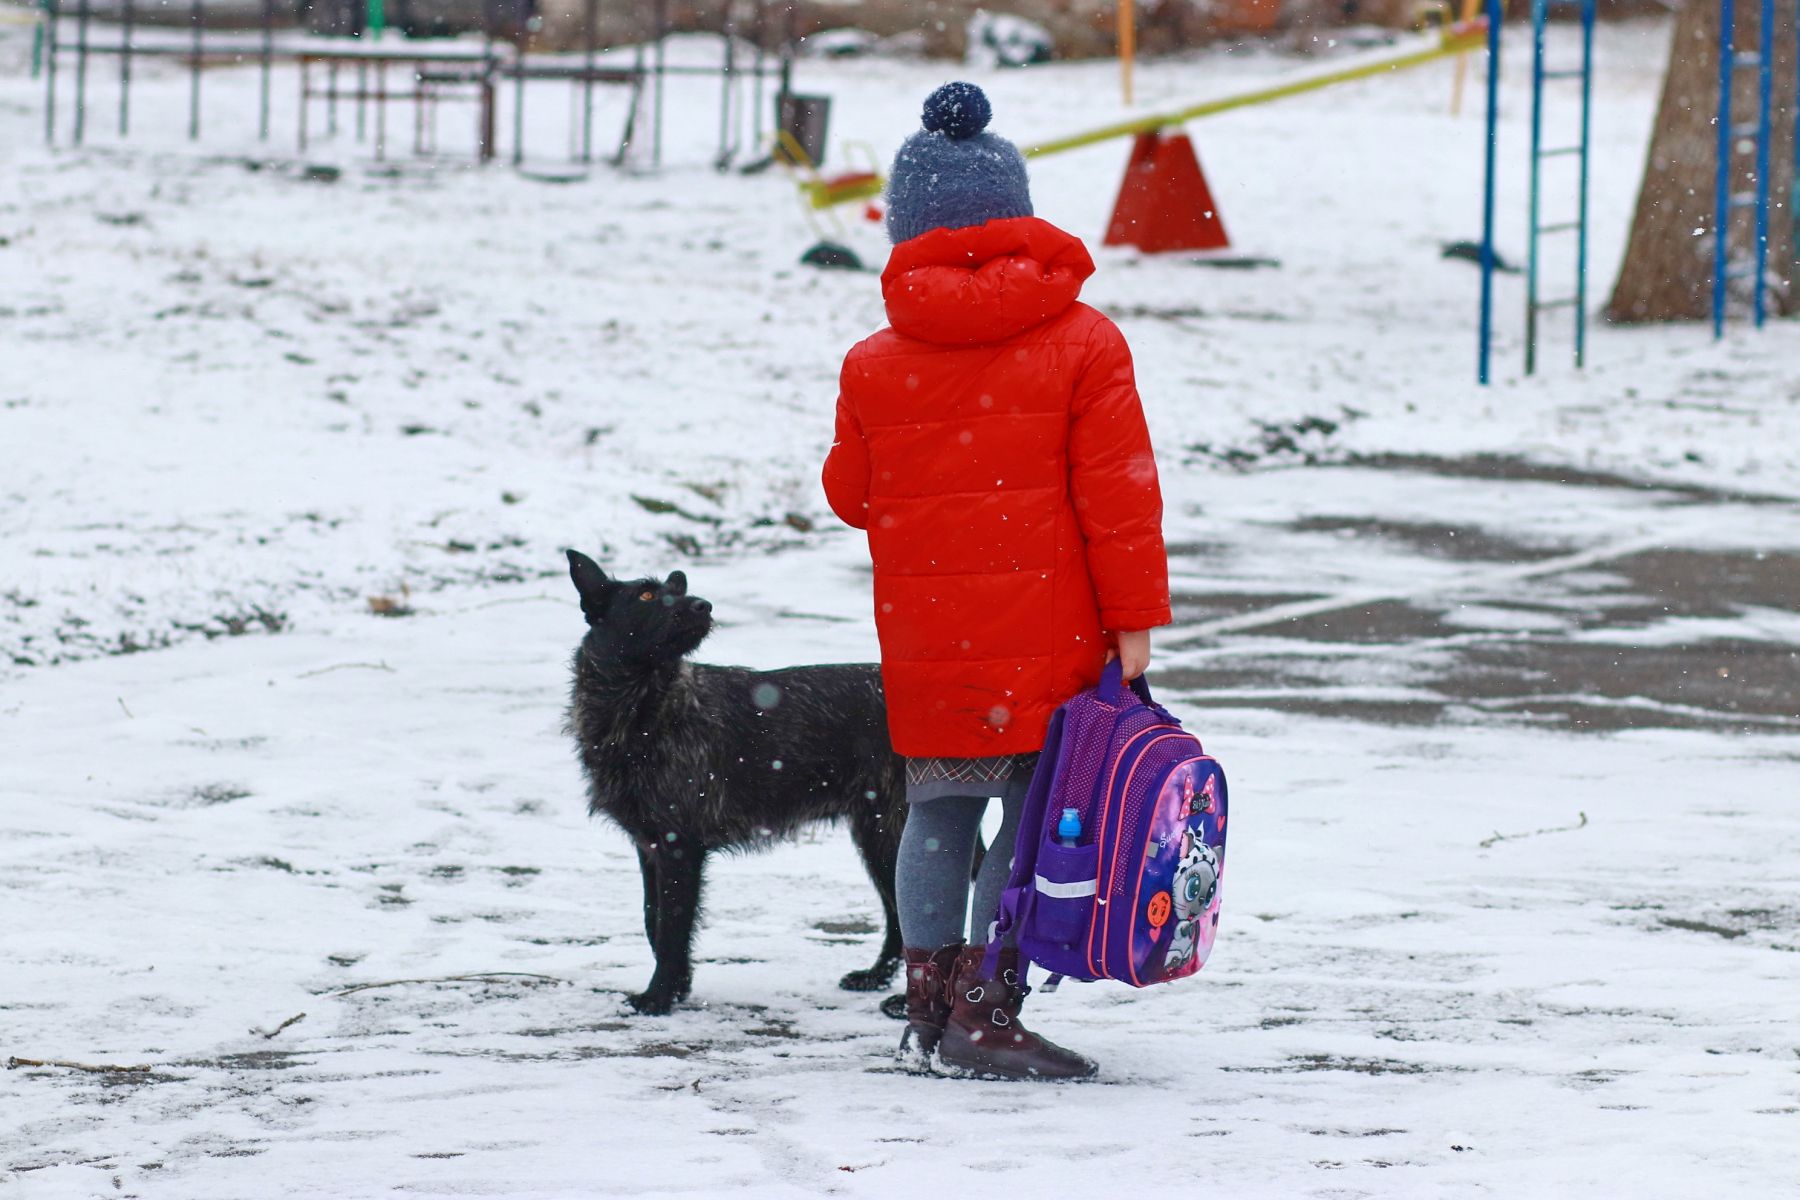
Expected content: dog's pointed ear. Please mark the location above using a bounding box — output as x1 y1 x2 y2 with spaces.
665 570 688 598
567 550 616 623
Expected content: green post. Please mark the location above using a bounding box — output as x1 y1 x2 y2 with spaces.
32 0 48 77
367 0 385 39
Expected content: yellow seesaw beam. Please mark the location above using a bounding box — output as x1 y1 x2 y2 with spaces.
1020 23 1489 160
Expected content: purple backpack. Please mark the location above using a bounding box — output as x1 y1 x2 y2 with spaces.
987 660 1228 988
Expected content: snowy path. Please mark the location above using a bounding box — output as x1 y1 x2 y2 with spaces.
3 546 1798 1198
1156 461 1800 734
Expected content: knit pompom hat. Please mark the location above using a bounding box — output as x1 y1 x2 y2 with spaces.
884 82 1034 245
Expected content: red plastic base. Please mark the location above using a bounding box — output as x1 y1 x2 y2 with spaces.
1102 131 1230 255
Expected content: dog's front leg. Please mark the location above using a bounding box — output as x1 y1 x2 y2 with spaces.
842 809 904 993
634 840 660 950
629 833 705 1015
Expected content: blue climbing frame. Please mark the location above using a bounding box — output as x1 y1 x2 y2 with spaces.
1525 0 1595 375
1712 0 1778 337
1487 0 1800 379
1480 0 1597 384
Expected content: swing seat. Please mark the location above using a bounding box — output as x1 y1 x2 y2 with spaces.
804 171 883 210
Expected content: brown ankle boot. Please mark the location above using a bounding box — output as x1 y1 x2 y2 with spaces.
896 942 963 1072
937 946 1098 1081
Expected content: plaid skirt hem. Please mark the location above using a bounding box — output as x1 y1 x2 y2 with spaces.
904 752 1039 803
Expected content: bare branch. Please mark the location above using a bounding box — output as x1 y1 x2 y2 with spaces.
251 1012 308 1040
7 1056 153 1075
319 972 564 998
296 661 396 679
1480 811 1589 850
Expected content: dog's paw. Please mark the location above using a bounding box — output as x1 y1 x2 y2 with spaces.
839 964 899 992
626 990 677 1016
878 993 908 1021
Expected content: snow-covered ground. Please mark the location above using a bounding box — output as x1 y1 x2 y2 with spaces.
3 11 1798 1198
4 15 1798 669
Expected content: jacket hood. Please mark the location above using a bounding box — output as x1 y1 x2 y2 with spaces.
880 216 1094 346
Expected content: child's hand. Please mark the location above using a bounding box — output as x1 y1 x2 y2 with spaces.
1105 629 1151 680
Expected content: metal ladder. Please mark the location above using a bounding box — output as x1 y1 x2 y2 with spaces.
1713 0 1777 337
1524 0 1595 375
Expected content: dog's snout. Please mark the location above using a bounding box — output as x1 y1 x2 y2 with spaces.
690 598 712 616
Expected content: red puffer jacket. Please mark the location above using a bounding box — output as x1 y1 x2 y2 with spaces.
823 216 1171 757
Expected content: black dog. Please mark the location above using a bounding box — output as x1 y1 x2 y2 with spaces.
564 550 907 1015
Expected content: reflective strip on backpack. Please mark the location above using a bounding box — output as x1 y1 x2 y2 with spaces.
1034 874 1097 899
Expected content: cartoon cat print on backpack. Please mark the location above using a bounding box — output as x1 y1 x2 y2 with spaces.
1165 825 1220 973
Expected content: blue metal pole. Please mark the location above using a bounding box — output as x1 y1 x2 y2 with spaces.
1479 0 1502 385
1752 0 1773 327
1575 0 1594 367
1714 0 1736 339
1526 0 1545 376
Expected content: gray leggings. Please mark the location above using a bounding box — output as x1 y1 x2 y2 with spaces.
895 774 1027 950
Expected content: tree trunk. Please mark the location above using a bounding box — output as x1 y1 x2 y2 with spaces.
1606 1 1797 323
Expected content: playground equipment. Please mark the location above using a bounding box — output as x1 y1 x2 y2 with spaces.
790 22 1490 253
1524 0 1595 376
1486 0 1800 380
37 0 798 170
1020 24 1489 161
782 5 1791 384
1100 128 1228 253
1713 0 1779 337
1031 21 1491 255
1477 0 1598 385
788 23 1490 260
774 126 882 248
1481 2 1594 382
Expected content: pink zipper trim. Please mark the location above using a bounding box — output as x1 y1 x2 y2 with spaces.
1093 731 1185 978
1083 722 1176 977
1125 755 1207 986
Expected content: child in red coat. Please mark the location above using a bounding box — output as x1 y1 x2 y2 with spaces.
823 83 1171 1079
